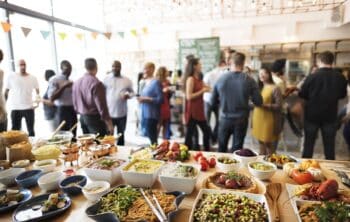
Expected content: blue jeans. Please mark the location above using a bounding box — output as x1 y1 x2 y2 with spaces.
302 120 337 160
144 118 158 145
218 117 248 153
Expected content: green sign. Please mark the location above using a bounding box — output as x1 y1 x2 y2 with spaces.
179 37 220 74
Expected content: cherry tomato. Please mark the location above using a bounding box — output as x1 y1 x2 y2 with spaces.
291 169 313 185
198 156 207 163
200 161 209 171
194 152 203 161
208 157 216 168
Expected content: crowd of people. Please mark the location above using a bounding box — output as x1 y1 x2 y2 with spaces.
0 48 349 160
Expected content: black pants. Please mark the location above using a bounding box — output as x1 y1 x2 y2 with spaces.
144 118 158 145
205 102 219 142
185 118 211 151
11 109 35 136
302 120 337 160
218 117 248 153
0 117 7 132
112 116 127 145
80 114 108 137
56 106 77 136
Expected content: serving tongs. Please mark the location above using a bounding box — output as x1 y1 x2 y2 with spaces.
140 188 167 222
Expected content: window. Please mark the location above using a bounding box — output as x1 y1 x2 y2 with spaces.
8 0 52 15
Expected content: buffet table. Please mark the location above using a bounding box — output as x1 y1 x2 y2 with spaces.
2 147 350 222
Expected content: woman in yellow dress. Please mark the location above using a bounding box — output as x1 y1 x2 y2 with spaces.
252 67 283 155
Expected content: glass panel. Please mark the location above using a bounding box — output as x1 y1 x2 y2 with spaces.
8 0 52 15
9 12 56 92
0 9 12 76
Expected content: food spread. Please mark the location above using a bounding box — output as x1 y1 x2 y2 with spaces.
193 193 268 222
298 202 350 222
161 164 197 178
41 193 67 212
124 159 163 173
0 189 24 208
264 153 297 168
98 186 176 221
217 157 238 164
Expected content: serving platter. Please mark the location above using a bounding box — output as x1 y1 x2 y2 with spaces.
85 184 186 222
263 154 298 169
12 193 71 222
0 189 32 213
189 188 271 222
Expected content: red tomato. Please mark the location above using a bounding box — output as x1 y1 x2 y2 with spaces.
208 157 216 168
200 161 209 171
194 152 203 161
198 156 207 163
291 169 313 185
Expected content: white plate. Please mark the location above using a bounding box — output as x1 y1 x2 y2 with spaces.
189 188 271 222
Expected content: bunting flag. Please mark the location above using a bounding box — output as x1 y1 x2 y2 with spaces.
58 32 67 40
104 32 112 40
76 33 84 41
91 32 98 39
130 29 137 37
21 27 32 37
142 27 148 35
1 22 11 33
117 32 124 38
40 30 50 39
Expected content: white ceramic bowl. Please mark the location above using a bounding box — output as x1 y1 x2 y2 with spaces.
33 159 57 173
121 159 165 188
83 157 126 185
82 181 110 202
159 163 199 194
216 157 240 173
38 171 65 191
248 161 277 180
0 168 26 186
12 159 30 168
233 150 259 166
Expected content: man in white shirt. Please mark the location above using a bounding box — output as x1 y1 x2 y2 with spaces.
4 59 40 136
103 60 133 145
203 60 227 143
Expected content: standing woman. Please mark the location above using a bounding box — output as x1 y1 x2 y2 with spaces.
252 67 283 155
184 58 211 151
156 66 171 139
138 62 163 145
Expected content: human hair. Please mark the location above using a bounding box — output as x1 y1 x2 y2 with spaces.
0 49 3 62
258 67 274 91
183 58 200 91
144 62 155 70
45 69 56 81
230 52 245 67
155 66 168 82
85 58 97 71
185 54 195 61
318 51 334 65
60 60 71 70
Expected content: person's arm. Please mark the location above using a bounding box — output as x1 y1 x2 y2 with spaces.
138 80 163 104
186 77 209 100
93 82 113 133
50 81 72 101
250 79 263 106
4 88 9 101
263 87 282 111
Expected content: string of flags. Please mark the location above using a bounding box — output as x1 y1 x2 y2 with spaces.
1 21 149 40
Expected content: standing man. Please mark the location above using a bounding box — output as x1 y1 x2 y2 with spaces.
48 60 77 136
203 59 227 143
299 51 347 160
72 58 113 136
0 49 7 132
4 59 39 136
103 60 133 145
211 52 263 153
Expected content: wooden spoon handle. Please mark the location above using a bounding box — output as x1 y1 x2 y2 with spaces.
273 201 280 222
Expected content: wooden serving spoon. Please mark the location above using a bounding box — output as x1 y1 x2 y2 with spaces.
266 183 282 222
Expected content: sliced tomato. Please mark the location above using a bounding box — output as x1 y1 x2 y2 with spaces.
291 169 313 185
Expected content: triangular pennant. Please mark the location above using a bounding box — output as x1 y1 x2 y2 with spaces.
104 32 112 40
1 22 11 33
40 30 50 39
142 27 148 35
76 33 84 41
21 27 32 37
58 32 67 40
130 29 137 37
91 32 98 39
117 32 124 38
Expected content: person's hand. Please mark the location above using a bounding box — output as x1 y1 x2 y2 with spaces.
106 120 114 135
63 81 73 88
262 104 271 109
202 86 211 93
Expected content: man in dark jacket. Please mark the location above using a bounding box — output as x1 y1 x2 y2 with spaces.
299 51 347 160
